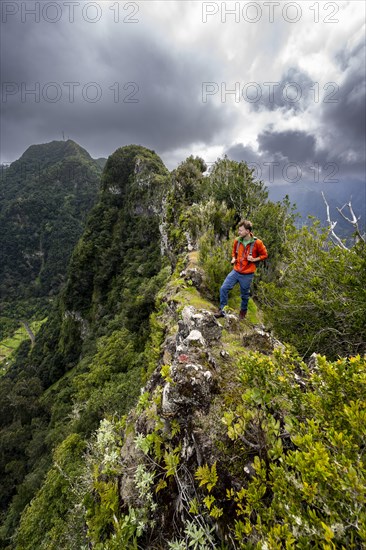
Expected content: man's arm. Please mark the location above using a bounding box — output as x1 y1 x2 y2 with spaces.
248 239 268 263
231 239 238 264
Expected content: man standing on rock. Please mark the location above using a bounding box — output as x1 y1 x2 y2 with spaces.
215 220 268 320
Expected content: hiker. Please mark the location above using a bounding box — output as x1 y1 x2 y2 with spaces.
215 220 268 319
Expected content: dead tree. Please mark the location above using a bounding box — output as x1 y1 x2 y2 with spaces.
322 192 365 250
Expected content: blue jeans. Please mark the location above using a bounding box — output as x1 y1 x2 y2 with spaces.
220 270 254 312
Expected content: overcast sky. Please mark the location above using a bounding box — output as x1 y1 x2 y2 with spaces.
1 0 365 191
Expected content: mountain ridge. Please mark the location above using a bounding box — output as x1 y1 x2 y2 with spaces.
0 144 364 549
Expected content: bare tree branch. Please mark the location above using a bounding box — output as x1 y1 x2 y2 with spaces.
337 201 365 244
321 192 349 250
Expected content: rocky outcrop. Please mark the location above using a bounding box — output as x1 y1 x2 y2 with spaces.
161 306 221 419
112 259 285 547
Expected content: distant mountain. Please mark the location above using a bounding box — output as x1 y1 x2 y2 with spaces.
93 157 107 170
0 140 102 302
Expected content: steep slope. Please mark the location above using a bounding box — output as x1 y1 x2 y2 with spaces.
0 145 171 545
1 151 364 549
0 139 102 303
14 251 366 549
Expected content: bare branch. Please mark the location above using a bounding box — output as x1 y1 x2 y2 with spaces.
338 201 359 224
337 201 365 244
322 192 349 250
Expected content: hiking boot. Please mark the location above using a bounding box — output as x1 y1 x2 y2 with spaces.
214 310 226 318
239 309 247 320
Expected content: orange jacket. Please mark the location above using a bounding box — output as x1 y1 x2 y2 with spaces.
232 235 268 274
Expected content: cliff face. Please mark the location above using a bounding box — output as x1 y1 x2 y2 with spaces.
57 145 170 367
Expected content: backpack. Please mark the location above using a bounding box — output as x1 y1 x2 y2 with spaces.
235 236 269 275
235 237 257 259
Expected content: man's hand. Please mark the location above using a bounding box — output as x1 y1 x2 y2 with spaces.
247 255 258 263
231 257 236 264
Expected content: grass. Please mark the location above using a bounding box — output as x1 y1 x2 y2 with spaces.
0 318 47 374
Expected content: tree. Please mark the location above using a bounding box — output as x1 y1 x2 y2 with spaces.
259 220 366 358
207 157 268 219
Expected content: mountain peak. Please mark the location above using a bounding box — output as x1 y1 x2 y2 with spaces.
19 139 93 164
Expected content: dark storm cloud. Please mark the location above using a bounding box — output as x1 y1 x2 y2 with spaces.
225 130 365 228
0 11 235 163
257 130 317 164
224 143 261 165
322 39 366 154
227 36 366 188
226 130 319 173
226 132 322 187
249 67 315 113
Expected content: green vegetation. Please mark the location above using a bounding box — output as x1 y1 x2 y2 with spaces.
0 144 170 546
0 318 47 371
0 139 102 379
0 140 102 302
0 144 364 549
259 221 366 358
223 351 365 549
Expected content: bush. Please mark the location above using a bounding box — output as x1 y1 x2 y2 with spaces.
223 350 366 549
198 229 235 303
259 221 366 358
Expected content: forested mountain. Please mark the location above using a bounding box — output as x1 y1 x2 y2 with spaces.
0 140 102 302
0 140 103 369
0 145 171 545
0 147 364 549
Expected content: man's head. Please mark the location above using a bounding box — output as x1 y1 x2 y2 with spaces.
238 219 252 238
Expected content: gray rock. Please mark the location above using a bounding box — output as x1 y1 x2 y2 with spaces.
162 362 215 418
242 326 285 354
181 267 204 289
184 329 206 348
181 306 222 342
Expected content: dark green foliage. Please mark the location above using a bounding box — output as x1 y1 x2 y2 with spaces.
62 145 169 323
165 156 209 257
198 229 235 303
14 433 87 550
0 140 102 301
94 157 107 171
0 144 171 546
0 368 49 539
250 196 296 278
207 156 268 220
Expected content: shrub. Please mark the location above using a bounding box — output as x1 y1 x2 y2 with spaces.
223 350 366 549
